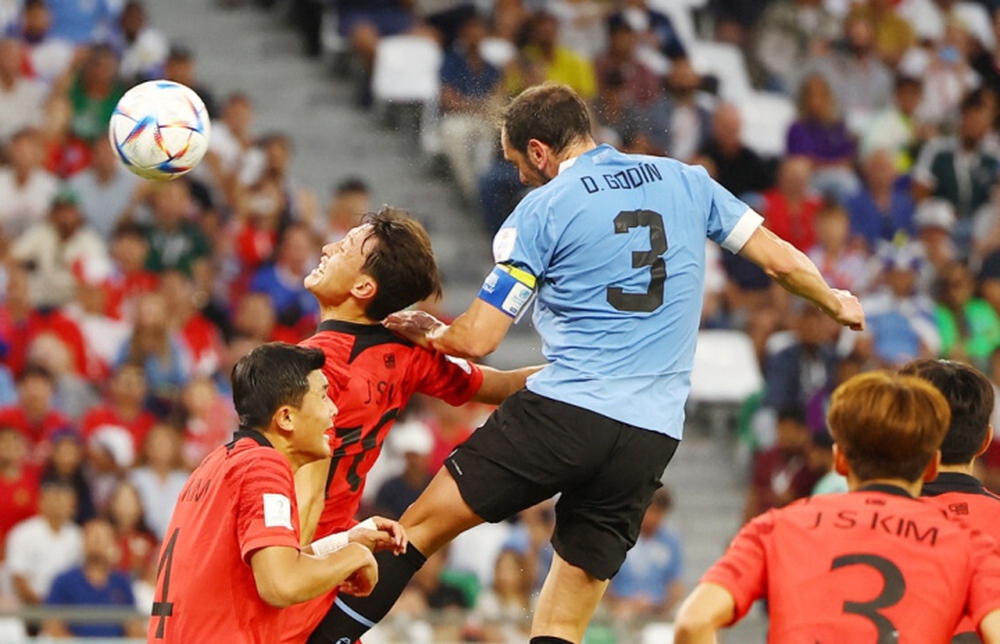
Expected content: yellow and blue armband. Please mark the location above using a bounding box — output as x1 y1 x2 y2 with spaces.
477 264 537 320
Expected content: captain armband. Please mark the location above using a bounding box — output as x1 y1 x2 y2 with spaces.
477 264 537 320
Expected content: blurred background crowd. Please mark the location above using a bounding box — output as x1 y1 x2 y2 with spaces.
1 0 1000 641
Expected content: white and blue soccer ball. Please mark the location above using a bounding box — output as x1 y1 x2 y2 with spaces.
108 80 211 181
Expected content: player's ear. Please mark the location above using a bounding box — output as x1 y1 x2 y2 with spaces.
832 444 850 477
976 425 994 458
921 450 941 483
351 274 377 303
526 138 548 167
273 404 295 434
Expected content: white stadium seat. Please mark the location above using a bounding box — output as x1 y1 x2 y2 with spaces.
739 91 797 158
371 35 443 105
689 330 763 404
687 40 753 103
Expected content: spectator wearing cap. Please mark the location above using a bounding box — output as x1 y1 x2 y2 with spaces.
69 137 141 242
0 365 73 453
845 148 916 250
860 75 925 172
115 0 168 83
0 39 47 144
606 487 684 620
41 430 95 524
0 128 59 240
934 261 1000 368
373 421 434 520
861 243 940 366
0 426 40 561
63 255 131 377
912 198 958 282
914 89 1000 256
11 185 108 308
5 480 82 610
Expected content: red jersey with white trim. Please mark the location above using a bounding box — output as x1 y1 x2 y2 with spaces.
301 319 483 538
147 431 302 644
922 471 1000 638
702 485 1000 643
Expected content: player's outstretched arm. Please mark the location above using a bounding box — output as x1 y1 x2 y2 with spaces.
673 582 737 644
250 543 377 608
472 364 546 405
737 225 865 331
982 609 1000 644
385 298 515 360
295 457 332 545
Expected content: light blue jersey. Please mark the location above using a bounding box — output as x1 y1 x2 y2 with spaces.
486 145 762 438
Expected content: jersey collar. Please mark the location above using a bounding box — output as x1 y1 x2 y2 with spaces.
318 318 382 335
557 156 578 175
921 471 987 496
227 429 273 451
557 144 615 176
855 483 914 498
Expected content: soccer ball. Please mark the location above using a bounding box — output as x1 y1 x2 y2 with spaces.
108 80 211 181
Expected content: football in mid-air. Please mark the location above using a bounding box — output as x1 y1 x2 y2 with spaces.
108 80 211 181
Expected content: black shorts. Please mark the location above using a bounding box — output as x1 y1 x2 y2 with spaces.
443 389 679 580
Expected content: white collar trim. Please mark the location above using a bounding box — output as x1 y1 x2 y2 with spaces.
558 156 579 175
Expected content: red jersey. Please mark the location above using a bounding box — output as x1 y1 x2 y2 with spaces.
301 320 483 537
0 406 73 447
80 405 156 451
922 471 1000 638
147 431 302 644
702 485 1000 643
0 464 39 560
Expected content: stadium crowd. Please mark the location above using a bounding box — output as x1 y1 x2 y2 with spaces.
0 0 999 641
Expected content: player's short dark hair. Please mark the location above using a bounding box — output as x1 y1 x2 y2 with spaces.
501 83 593 155
898 359 994 465
231 343 325 432
359 207 442 321
828 371 950 482
334 177 369 196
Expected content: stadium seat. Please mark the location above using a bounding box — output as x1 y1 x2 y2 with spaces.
738 91 797 158
641 622 675 644
478 37 517 69
647 0 698 47
371 35 443 105
690 330 762 405
687 40 753 103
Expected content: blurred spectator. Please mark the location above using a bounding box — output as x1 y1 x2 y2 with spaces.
743 407 823 521
175 375 235 470
334 0 418 76
608 0 687 64
107 221 158 320
64 256 131 376
913 198 959 280
711 0 769 49
593 69 647 150
438 13 502 204
760 156 822 252
0 39 48 143
934 261 1000 367
846 148 917 250
45 0 119 45
68 44 124 143
373 421 433 520
6 480 82 608
42 517 144 638
506 11 597 101
697 103 773 198
128 424 187 541
753 0 841 92
80 362 154 452
0 128 59 240
69 137 141 241
808 202 870 293
0 426 40 561
643 58 710 162
115 0 168 83
970 9 1000 98
761 304 839 414
18 0 77 85
105 480 157 580
38 93 91 179
162 45 218 118
316 177 370 242
847 0 916 67
0 365 72 451
860 75 925 173
143 181 210 276
394 546 471 619
473 547 532 639
27 332 98 421
501 500 556 593
808 430 848 494
40 430 94 524
807 11 894 133
86 425 134 512
550 0 609 60
862 243 940 366
594 18 660 108
249 223 319 332
204 92 259 204
786 74 858 200
231 291 296 343
979 247 1000 318
913 88 1000 251
160 269 224 377
423 396 479 474
115 292 190 413
902 21 979 129
606 487 683 620
11 187 109 308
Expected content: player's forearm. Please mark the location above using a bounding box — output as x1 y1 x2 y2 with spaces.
981 609 1000 644
673 620 720 644
472 365 545 404
766 242 842 319
252 544 371 608
429 313 500 360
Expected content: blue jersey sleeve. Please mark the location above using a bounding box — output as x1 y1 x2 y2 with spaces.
491 192 554 279
702 168 763 253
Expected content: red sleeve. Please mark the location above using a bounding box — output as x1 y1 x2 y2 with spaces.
411 350 484 406
700 511 771 623
234 451 302 563
968 530 1000 630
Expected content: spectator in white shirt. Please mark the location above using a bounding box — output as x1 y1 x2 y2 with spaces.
0 38 48 144
69 137 140 241
128 424 189 540
0 128 59 240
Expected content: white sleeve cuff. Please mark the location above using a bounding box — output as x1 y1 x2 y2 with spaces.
721 208 764 253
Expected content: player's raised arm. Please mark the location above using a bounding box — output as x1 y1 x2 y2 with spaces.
472 364 546 405
673 583 737 644
737 225 865 330
295 457 331 545
982 609 1000 644
250 543 377 607
385 297 516 360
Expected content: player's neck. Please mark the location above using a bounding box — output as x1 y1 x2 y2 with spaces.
319 302 377 326
555 137 598 168
848 476 922 497
936 462 977 477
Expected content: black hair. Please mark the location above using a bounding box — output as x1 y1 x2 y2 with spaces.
501 83 593 155
231 343 325 432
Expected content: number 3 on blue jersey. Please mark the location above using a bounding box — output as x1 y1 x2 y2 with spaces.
606 209 667 313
